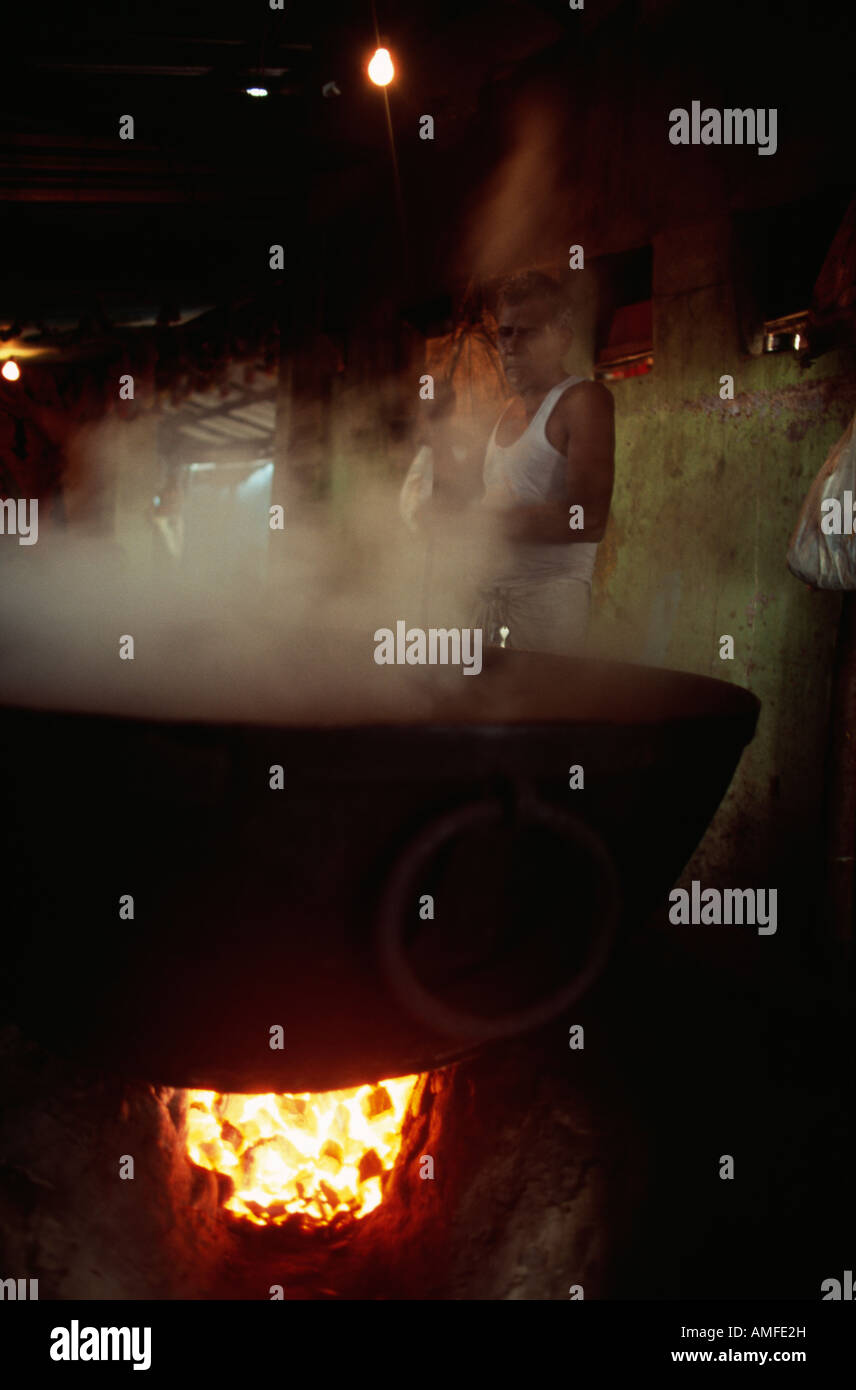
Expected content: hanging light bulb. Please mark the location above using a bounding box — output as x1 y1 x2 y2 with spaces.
2 359 20 381
368 48 394 86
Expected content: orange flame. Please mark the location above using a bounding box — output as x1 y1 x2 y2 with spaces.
186 1076 419 1226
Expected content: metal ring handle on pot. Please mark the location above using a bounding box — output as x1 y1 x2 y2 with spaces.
376 793 621 1043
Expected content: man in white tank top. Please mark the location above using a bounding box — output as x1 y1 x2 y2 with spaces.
472 271 615 654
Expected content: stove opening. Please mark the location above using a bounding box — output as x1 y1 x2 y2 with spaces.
186 1076 420 1228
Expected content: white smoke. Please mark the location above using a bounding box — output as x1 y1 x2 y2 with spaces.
0 435 508 725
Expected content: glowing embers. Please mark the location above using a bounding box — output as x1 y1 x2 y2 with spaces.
186 1076 419 1227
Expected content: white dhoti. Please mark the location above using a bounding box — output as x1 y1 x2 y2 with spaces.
471 571 591 656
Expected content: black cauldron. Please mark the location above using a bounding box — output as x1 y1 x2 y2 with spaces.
0 647 759 1091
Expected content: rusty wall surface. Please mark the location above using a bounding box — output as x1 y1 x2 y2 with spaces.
590 217 856 940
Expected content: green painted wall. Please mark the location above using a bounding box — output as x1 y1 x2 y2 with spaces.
590 218 856 942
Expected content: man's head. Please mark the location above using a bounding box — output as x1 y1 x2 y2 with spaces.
495 271 573 395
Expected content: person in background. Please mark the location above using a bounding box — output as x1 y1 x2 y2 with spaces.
149 472 185 565
414 272 615 656
475 270 614 654
398 384 482 532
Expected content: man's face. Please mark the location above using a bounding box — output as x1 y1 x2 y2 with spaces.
496 300 567 395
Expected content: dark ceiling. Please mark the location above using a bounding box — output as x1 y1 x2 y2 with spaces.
1 0 854 337
0 0 575 326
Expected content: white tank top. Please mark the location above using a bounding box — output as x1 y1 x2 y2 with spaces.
482 375 599 584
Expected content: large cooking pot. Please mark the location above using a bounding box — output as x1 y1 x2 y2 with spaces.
0 647 759 1091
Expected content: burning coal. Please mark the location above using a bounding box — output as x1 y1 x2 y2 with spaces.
186 1076 420 1227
